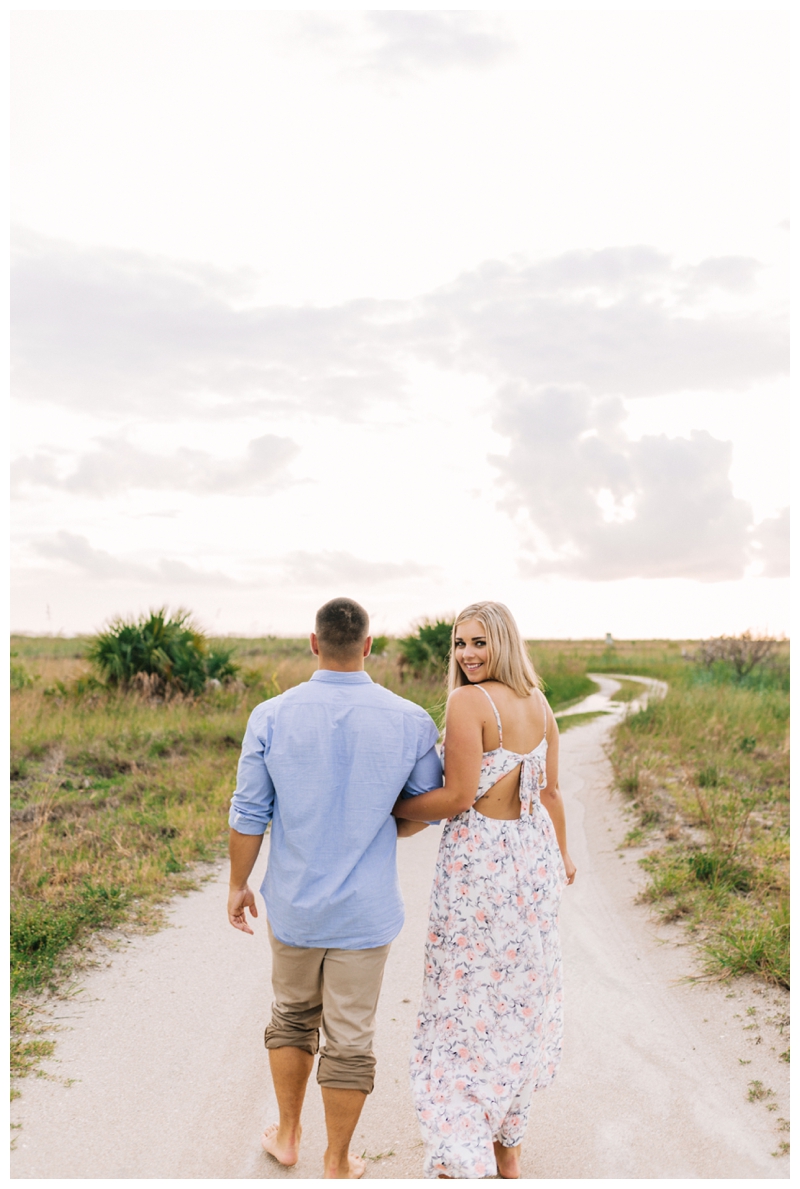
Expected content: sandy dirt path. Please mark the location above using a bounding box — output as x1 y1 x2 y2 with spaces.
11 677 789 1178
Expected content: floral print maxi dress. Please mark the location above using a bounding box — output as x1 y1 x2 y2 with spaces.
410 686 567 1179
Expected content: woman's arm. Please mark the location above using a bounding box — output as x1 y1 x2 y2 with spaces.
538 706 576 884
392 687 485 821
396 819 430 837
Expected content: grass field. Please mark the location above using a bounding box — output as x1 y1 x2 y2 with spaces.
10 632 790 1085
589 641 790 989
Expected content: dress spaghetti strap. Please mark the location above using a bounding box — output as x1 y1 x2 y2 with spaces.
475 684 503 745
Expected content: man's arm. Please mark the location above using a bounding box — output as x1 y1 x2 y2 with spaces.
228 830 264 933
395 723 445 830
227 707 275 932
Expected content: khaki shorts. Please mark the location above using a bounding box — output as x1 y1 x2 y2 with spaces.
264 922 391 1095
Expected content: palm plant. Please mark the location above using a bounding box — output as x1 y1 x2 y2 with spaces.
87 608 238 695
398 618 454 678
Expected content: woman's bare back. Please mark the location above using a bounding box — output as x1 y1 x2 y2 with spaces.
473 681 550 820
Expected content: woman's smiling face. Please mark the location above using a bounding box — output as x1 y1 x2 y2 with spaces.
454 618 490 683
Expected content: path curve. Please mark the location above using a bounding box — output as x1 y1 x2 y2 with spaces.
11 677 788 1178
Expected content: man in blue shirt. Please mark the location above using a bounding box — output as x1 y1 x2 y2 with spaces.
228 597 441 1179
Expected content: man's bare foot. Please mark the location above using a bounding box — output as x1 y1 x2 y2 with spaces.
262 1122 301 1167
323 1151 366 1178
494 1140 521 1179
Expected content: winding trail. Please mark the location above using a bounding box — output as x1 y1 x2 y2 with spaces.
11 677 789 1178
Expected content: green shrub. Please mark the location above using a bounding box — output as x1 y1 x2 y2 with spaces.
87 608 238 695
10 657 35 691
398 618 453 677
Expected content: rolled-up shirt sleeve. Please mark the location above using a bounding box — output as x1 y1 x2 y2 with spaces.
402 741 443 797
401 712 443 802
228 707 275 835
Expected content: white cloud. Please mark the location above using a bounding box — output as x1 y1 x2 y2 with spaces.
492 384 760 582
12 433 298 497
27 534 437 592
362 12 512 75
33 531 239 587
750 508 789 578
12 233 786 421
281 550 436 587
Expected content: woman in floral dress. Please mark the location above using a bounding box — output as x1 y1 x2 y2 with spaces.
393 601 577 1179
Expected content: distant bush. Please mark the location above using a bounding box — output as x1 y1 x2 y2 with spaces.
370 635 389 657
87 608 239 696
398 618 453 678
10 655 35 691
690 631 783 681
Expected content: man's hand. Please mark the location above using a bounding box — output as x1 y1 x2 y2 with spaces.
228 885 259 933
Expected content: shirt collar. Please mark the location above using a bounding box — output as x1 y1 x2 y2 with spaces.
310 670 373 684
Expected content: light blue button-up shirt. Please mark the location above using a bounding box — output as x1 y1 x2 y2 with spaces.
229 669 442 949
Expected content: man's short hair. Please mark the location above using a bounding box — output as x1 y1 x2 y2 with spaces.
315 597 370 658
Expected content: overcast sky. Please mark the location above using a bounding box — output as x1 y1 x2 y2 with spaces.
11 8 789 639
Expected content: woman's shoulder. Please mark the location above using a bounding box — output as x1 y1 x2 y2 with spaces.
447 683 493 718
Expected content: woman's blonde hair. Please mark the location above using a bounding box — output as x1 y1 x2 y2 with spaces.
448 601 542 697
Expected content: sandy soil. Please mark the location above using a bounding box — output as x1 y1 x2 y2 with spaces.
11 677 789 1178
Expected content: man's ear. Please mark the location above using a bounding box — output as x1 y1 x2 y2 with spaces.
363 635 373 658
310 632 320 656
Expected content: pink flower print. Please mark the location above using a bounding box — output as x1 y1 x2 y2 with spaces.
458 1047 469 1060
454 969 463 981
517 895 525 906
459 827 469 840
490 970 502 982
454 860 463 872
475 1163 486 1176
476 1019 487 1033
506 948 517 960
421 1109 432 1121
456 935 466 947
428 931 438 942
475 941 486 953
522 1006 534 1018
455 1080 466 1092
487 861 498 872
511 1061 521 1074
460 885 468 896
440 1122 452 1135
476 909 485 922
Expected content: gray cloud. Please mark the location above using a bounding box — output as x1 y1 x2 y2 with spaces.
750 508 789 578
27 534 435 591
12 433 298 497
12 232 787 420
281 550 436 587
34 532 238 587
363 12 512 74
418 249 786 397
493 385 757 582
